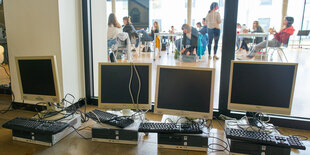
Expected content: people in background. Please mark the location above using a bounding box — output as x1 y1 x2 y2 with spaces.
107 13 122 48
240 21 264 52
236 23 242 34
206 2 221 60
242 16 295 59
137 21 160 44
122 16 137 40
169 26 176 33
196 22 202 31
180 24 198 55
169 25 176 42
199 18 209 52
236 23 242 49
251 21 264 43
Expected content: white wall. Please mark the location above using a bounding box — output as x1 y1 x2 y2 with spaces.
4 0 63 103
92 0 108 96
4 0 85 104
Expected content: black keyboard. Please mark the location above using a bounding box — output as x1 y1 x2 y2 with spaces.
138 122 202 134
2 117 70 134
86 109 134 128
226 128 306 150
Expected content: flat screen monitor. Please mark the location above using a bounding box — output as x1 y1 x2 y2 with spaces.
16 56 61 103
228 61 298 115
98 63 152 110
154 66 215 119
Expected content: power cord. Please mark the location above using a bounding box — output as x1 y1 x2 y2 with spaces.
128 62 146 122
0 65 15 114
70 126 92 140
213 116 231 151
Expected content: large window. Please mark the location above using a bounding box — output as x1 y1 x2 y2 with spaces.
84 0 310 130
106 0 128 28
287 0 310 45
149 0 186 32
234 0 310 119
192 0 225 30
237 0 282 32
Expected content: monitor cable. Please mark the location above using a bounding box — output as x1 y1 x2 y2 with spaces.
0 65 15 114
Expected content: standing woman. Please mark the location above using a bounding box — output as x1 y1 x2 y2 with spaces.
206 2 221 60
107 13 122 48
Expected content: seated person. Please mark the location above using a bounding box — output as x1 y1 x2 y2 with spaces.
137 21 160 44
122 16 139 47
107 13 122 48
242 16 295 59
236 23 242 49
240 21 264 52
180 24 198 55
169 25 176 33
169 25 176 42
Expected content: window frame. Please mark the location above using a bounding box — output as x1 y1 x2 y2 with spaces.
82 0 310 130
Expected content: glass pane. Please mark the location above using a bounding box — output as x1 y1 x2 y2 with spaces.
287 0 310 118
106 0 112 19
192 0 225 35
96 0 225 110
115 0 128 24
149 0 187 32
233 0 310 118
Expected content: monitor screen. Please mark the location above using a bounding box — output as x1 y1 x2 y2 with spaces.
99 63 151 109
229 61 297 114
18 59 56 96
155 66 214 119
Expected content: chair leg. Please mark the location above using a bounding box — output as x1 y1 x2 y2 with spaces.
277 50 283 62
278 48 288 62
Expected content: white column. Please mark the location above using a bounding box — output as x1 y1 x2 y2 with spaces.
112 0 116 14
187 0 192 26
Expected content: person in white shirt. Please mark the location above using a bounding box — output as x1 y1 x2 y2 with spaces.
206 2 221 60
107 13 122 48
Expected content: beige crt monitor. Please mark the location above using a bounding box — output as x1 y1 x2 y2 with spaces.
154 65 215 119
228 61 298 115
98 63 152 110
15 56 61 103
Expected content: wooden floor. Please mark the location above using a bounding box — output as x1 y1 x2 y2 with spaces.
0 95 310 155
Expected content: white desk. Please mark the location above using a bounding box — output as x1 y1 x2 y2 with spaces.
236 33 269 60
153 32 183 61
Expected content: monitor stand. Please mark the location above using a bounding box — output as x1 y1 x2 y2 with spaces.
33 102 66 120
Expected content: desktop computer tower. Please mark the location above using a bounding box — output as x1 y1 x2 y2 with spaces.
157 133 208 151
92 128 138 144
230 139 290 155
91 121 140 145
11 114 81 146
225 120 291 155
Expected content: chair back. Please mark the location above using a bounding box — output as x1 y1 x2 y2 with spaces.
282 36 290 48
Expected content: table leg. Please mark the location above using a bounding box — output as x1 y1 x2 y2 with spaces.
159 36 161 58
153 34 156 61
265 36 269 61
